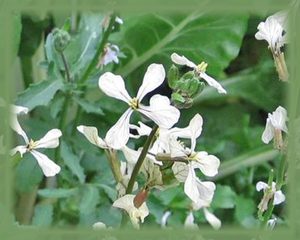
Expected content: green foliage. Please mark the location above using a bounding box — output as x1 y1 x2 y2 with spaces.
32 204 54 227
211 185 237 209
38 188 78 198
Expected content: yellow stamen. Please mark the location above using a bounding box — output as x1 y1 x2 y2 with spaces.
130 98 139 110
196 61 208 73
27 139 38 151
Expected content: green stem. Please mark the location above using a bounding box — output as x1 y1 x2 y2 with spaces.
78 13 117 84
276 154 286 190
261 200 275 228
20 56 33 89
60 52 71 82
121 125 158 228
55 94 71 163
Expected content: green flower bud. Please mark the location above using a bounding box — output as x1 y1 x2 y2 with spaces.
171 92 193 109
52 28 71 52
167 64 179 89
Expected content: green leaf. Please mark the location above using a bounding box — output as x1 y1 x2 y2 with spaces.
79 186 100 214
61 141 86 184
50 93 65 118
235 196 256 224
97 184 117 201
211 184 237 209
115 13 248 79
38 188 78 198
17 154 43 192
15 80 64 111
74 97 104 115
32 204 53 227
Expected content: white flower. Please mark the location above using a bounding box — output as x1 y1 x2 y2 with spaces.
266 218 277 230
256 181 286 212
11 128 62 177
115 16 123 25
116 160 138 197
112 194 149 229
255 17 284 50
77 125 108 149
262 106 288 148
171 53 227 94
170 138 219 204
98 64 180 149
97 44 121 69
184 212 198 229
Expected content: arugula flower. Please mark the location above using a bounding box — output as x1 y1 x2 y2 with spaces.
171 53 227 94
262 106 288 149
11 128 62 177
98 63 180 149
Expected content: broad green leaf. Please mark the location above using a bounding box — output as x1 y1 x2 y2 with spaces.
115 13 248 81
16 154 43 192
38 188 78 198
74 97 104 116
61 141 86 184
211 185 237 209
32 204 53 227
79 185 100 214
15 80 64 111
97 184 117 201
50 93 65 118
235 196 256 224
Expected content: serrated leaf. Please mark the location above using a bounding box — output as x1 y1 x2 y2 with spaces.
61 141 86 184
17 154 43 192
32 204 53 227
211 184 237 209
38 188 78 198
115 13 248 80
74 97 104 115
15 80 64 111
79 185 100 214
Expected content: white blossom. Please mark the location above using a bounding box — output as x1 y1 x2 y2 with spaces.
11 128 62 177
262 106 288 148
112 194 149 229
116 160 138 197
97 44 121 69
256 181 286 212
171 53 227 94
161 211 172 228
98 64 180 149
255 16 284 50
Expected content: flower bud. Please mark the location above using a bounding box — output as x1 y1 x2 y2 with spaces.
52 28 71 52
167 64 179 89
133 189 149 208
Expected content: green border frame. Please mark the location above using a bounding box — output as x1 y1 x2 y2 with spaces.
1 0 299 239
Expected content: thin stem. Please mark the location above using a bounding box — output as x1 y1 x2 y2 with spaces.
155 153 188 163
60 52 71 82
78 13 117 84
261 200 275 228
276 154 286 190
121 125 158 228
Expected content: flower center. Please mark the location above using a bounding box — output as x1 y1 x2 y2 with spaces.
27 139 37 151
130 98 139 110
196 61 208 73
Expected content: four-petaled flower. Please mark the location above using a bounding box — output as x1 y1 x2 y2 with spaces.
171 53 227 94
262 106 288 149
256 181 286 212
11 128 62 177
98 63 180 149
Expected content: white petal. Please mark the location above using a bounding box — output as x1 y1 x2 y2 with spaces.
10 105 29 115
115 16 124 24
130 121 152 137
169 139 187 159
272 106 288 133
113 194 135 213
273 190 286 205
31 150 61 177
172 162 189 182
193 198 210 211
171 53 197 69
161 211 171 227
10 115 29 144
11 145 27 157
184 164 199 203
193 152 220 177
262 118 275 144
195 179 216 203
200 72 227 94
98 72 132 104
170 114 203 153
256 181 268 192
136 64 165 101
184 212 198 229
77 125 107 148
105 108 133 149
93 222 107 229
35 129 62 149
138 94 180 129
121 145 140 176
203 208 221 230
